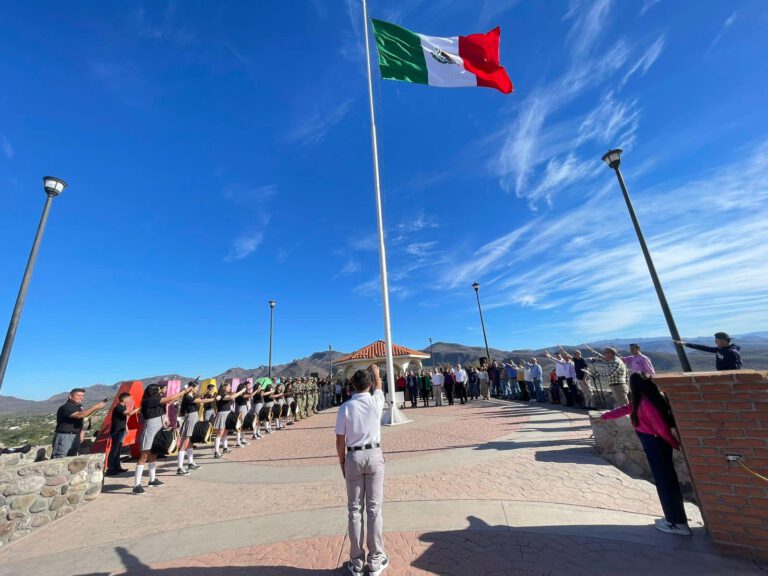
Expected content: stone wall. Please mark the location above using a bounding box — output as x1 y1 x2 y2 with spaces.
0 451 103 546
590 410 695 500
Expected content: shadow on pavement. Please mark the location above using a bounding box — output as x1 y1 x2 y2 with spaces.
534 446 602 464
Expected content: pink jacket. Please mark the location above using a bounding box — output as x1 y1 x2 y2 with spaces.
601 398 679 449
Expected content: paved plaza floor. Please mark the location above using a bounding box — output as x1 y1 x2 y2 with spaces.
0 399 765 575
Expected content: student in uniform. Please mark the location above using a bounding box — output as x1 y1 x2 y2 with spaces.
203 384 217 422
134 384 185 495
213 382 245 458
106 393 139 476
234 382 253 448
250 385 267 440
272 383 286 430
177 381 215 475
262 384 277 434
284 381 297 425
335 365 388 576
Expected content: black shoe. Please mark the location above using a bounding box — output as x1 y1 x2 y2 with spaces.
132 485 145 495
176 468 189 476
117 467 130 474
188 463 202 470
223 447 232 454
214 451 223 459
148 479 165 487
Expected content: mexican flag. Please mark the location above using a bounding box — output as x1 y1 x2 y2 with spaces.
371 19 513 95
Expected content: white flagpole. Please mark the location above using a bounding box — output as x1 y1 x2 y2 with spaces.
361 0 409 425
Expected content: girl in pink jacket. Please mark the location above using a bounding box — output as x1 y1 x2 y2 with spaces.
600 372 691 536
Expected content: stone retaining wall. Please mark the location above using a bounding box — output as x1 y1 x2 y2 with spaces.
590 411 695 501
0 451 103 546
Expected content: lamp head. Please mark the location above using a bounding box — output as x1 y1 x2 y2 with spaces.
601 149 623 169
43 176 67 197
269 300 276 308
472 282 480 292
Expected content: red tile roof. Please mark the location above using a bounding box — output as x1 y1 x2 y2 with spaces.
335 340 430 363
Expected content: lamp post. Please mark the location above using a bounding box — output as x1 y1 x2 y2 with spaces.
429 337 434 369
472 282 492 366
602 149 692 372
0 177 67 392
328 344 333 379
268 300 276 378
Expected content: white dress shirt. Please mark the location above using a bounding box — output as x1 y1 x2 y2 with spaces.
335 389 385 448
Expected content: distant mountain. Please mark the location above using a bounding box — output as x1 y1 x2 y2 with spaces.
2 332 766 415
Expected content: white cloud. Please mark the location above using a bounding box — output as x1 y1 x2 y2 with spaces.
639 0 661 16
1 135 13 160
226 231 265 261
335 259 362 278
709 11 738 51
620 35 665 88
287 98 355 146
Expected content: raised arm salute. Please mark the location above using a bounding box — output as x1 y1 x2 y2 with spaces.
674 332 742 371
53 388 108 459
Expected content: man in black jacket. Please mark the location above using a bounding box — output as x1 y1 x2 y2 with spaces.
674 332 742 370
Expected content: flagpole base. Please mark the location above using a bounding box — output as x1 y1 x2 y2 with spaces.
381 400 412 426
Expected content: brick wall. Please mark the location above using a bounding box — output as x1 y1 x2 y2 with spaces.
656 370 768 561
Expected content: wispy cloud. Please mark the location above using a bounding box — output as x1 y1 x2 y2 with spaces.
224 41 249 66
335 259 362 279
639 0 661 16
89 61 161 107
340 0 365 63
223 184 278 207
709 11 738 51
1 135 13 160
287 98 355 146
226 230 265 262
620 35 665 88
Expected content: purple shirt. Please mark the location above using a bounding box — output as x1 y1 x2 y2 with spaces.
621 353 655 375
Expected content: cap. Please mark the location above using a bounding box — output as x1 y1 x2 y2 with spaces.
714 332 731 341
604 347 618 355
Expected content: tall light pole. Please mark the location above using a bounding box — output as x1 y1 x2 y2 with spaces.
429 337 434 369
0 177 67 392
268 300 276 378
602 149 692 372
472 282 492 365
328 344 333 379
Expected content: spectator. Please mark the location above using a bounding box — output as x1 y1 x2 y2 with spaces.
516 362 528 401
597 373 690 536
443 367 456 406
335 380 344 406
488 361 501 398
52 389 107 459
549 368 558 403
584 347 629 407
454 365 468 405
431 368 444 406
570 350 594 409
674 332 742 371
504 361 519 400
528 358 544 403
477 365 489 400
622 344 656 375
467 367 479 400
106 393 139 475
406 370 419 408
335 365 388 576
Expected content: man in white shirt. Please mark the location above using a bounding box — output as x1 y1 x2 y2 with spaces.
431 369 444 406
335 365 388 576
454 364 468 405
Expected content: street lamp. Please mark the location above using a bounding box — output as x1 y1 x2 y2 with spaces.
472 282 492 366
602 149 692 372
429 337 434 369
268 300 276 378
0 177 67 392
328 344 333 379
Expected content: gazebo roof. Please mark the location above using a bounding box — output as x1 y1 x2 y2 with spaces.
335 340 430 364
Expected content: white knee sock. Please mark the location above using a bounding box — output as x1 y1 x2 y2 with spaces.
223 436 229 449
177 450 186 469
134 464 144 486
148 463 156 482
214 437 221 453
187 448 194 464
236 432 242 445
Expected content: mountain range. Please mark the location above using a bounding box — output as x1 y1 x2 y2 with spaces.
1 332 766 415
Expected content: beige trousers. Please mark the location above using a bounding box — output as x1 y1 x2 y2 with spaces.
610 384 630 407
345 448 386 572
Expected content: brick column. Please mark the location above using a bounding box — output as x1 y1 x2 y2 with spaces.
655 370 768 561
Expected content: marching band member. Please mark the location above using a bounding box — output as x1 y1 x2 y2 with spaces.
177 381 215 475
213 382 245 459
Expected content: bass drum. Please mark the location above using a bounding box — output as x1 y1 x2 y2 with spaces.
225 411 243 431
151 428 180 456
191 421 213 444
242 412 256 431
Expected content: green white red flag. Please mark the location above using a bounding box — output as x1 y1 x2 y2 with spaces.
371 19 513 94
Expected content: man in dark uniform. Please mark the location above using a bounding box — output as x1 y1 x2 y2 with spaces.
52 389 107 459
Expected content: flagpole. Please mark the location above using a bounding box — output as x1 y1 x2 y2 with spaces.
361 0 409 426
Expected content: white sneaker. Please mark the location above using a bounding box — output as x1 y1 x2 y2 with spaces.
654 518 691 536
347 561 364 575
368 556 389 576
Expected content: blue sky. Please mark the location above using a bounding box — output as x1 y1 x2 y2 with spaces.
1 1 767 399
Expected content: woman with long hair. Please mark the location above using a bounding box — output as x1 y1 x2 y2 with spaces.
262 383 277 434
599 372 690 536
213 382 245 459
133 384 185 495
177 381 215 475
250 384 266 440
271 382 286 430
284 381 297 425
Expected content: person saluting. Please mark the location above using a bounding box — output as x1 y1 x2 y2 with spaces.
335 364 389 576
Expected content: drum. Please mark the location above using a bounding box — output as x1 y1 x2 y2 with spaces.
242 412 256 431
225 411 243 431
151 428 180 456
191 421 213 444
